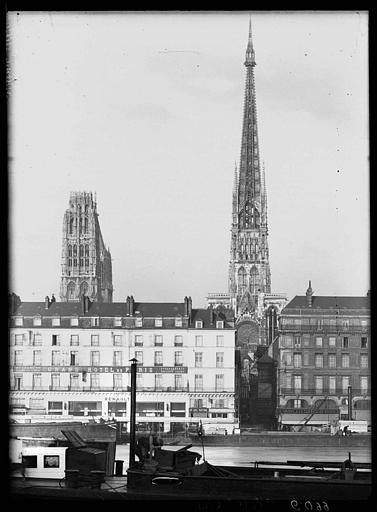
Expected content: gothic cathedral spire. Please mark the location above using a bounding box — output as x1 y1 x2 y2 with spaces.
60 191 113 303
229 21 271 318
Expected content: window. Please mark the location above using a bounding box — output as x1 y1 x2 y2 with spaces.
70 318 79 326
69 351 78 366
135 335 143 346
342 376 350 393
113 317 122 327
293 353 302 368
155 374 163 390
14 350 23 366
113 351 122 366
91 335 99 346
328 354 336 369
32 373 42 389
135 351 143 365
15 334 24 346
315 376 323 393
170 402 186 417
15 317 23 326
316 319 323 330
91 317 99 327
195 374 203 391
52 334 60 346
360 376 368 392
13 375 23 390
51 374 60 390
154 335 163 346
293 399 302 409
174 335 183 346
315 337 323 347
22 455 37 468
216 352 224 368
43 455 60 468
294 336 301 347
216 335 224 347
113 373 123 389
360 354 368 368
32 350 41 365
315 354 323 368
195 336 203 347
195 352 202 368
328 336 336 347
329 376 336 393
33 317 42 326
361 319 368 328
70 374 80 389
174 374 183 390
136 373 143 389
113 335 123 346
48 401 63 415
90 351 100 366
302 335 310 348
70 335 79 346
175 317 182 327
215 374 224 391
135 317 143 327
303 352 309 366
214 398 225 409
342 337 349 348
155 317 163 327
174 351 183 366
341 354 350 368
342 319 349 329
154 351 163 366
33 333 42 346
52 318 60 326
361 337 368 348
90 374 100 388
216 321 224 329
195 320 203 328
293 375 302 391
108 402 126 417
68 401 101 416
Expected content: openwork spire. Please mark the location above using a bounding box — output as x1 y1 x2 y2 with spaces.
244 17 256 67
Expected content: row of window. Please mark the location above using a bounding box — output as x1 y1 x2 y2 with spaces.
283 352 368 369
13 317 225 329
12 373 227 392
282 375 369 393
12 350 226 368
14 333 227 347
280 318 369 327
280 335 368 349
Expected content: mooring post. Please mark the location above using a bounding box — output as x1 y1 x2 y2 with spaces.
129 357 137 469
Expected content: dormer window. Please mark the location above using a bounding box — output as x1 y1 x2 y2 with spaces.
91 317 99 327
70 317 79 327
195 320 203 329
175 317 183 328
52 318 60 327
135 317 143 328
216 321 224 329
155 317 163 327
14 317 23 326
33 317 42 326
113 317 122 327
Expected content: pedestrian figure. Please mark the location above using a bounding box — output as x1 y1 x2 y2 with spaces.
343 425 348 437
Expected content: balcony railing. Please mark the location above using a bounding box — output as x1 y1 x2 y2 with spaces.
279 387 369 396
277 407 340 415
10 385 235 393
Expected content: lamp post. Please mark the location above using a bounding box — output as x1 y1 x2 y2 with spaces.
128 358 138 469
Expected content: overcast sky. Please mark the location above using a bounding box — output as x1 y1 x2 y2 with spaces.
8 11 369 307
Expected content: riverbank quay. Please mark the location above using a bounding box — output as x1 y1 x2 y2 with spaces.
8 477 374 510
126 432 371 448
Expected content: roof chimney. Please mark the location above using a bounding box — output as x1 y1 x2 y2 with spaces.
306 280 313 308
209 305 214 325
51 294 56 303
184 296 189 316
81 294 86 314
9 293 21 315
187 296 192 319
129 296 135 316
45 296 50 310
126 296 131 315
84 296 91 314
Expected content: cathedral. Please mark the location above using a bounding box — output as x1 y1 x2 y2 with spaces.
60 191 113 303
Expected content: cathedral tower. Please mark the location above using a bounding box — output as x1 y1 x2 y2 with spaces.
60 191 113 302
229 20 271 318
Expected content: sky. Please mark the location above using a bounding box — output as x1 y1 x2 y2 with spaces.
8 11 369 307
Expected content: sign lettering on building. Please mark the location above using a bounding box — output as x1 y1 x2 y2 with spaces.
12 366 188 373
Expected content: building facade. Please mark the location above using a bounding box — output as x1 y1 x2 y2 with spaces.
60 191 113 303
276 283 371 430
9 295 237 434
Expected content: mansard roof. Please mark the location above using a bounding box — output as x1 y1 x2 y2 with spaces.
283 295 370 312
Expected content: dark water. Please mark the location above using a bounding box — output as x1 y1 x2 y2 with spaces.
116 443 371 466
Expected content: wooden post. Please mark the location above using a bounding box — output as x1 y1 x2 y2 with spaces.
128 358 137 468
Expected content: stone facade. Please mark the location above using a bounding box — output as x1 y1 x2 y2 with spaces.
60 192 113 303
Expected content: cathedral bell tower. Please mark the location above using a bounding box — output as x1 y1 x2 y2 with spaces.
60 191 113 303
229 20 271 319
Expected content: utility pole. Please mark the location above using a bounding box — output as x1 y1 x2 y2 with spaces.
128 358 137 469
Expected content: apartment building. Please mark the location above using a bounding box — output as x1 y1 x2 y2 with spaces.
276 283 371 430
9 294 237 434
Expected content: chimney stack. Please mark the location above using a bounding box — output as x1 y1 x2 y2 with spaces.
184 296 188 317
45 296 50 310
81 294 86 314
126 296 131 315
188 296 192 319
51 294 56 303
209 305 214 325
129 296 135 316
306 280 313 308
